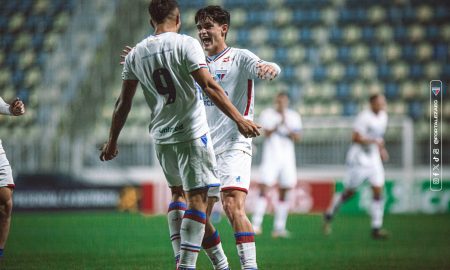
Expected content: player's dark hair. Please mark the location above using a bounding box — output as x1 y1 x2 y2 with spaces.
369 93 382 103
277 91 290 99
195 5 230 27
148 0 179 24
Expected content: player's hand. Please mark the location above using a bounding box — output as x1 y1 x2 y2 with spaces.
256 63 278 80
237 119 261 138
120 46 133 65
99 142 119 161
10 98 25 116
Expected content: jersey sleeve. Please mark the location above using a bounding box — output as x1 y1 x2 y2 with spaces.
239 49 281 80
0 97 11 115
290 111 302 132
353 111 368 134
183 36 208 73
121 48 138 81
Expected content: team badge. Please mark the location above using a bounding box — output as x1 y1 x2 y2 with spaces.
215 70 227 82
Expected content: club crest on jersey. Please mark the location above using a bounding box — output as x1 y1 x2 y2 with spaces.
432 86 440 96
214 70 227 82
223 57 230 62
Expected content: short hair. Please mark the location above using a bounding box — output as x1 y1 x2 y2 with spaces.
148 0 179 24
195 5 230 26
369 93 382 103
277 91 290 99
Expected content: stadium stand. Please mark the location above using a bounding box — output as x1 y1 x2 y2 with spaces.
1 0 449 173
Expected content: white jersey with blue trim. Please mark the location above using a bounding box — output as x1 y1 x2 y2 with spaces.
122 32 209 144
259 107 302 160
346 109 388 166
203 47 281 155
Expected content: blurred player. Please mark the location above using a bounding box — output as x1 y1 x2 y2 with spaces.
101 1 260 269
323 94 389 239
251 92 302 238
0 97 25 258
195 6 281 269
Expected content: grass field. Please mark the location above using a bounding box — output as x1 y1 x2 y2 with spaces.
1 212 449 269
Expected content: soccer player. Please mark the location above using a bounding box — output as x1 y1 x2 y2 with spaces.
195 6 281 269
0 97 25 258
100 1 260 269
251 92 302 238
323 94 389 239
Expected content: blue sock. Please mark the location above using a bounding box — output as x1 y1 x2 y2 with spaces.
0 248 4 257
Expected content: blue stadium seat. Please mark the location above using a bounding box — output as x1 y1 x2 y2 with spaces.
402 44 416 60
282 66 295 81
409 64 423 78
394 26 408 42
385 82 400 99
313 66 326 81
339 8 367 24
12 70 25 88
329 27 343 43
377 64 391 80
345 64 359 80
274 47 288 64
361 26 375 42
343 101 358 116
299 28 313 43
426 25 440 41
236 29 250 45
433 43 447 59
267 28 281 44
0 33 14 50
336 83 351 100
408 101 423 120
337 46 351 62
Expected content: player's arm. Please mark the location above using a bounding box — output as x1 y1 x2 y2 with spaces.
289 129 301 142
241 50 281 80
191 68 261 138
100 79 138 161
352 131 382 145
0 97 25 116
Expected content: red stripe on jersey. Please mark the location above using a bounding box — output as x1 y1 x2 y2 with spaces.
244 80 252 116
221 187 248 194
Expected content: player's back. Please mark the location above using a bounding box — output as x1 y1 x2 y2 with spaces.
122 32 209 144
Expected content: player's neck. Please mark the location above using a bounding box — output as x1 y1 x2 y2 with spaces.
154 24 178 35
207 43 228 57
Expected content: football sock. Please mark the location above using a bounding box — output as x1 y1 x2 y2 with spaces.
167 201 187 265
274 200 290 233
371 198 384 229
179 209 207 269
235 232 258 269
251 196 267 231
202 230 229 270
326 193 343 218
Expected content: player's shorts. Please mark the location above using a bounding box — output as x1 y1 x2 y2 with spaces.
0 153 14 188
343 162 385 189
259 157 297 189
216 149 252 193
155 133 220 198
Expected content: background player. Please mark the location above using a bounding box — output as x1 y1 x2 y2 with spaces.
195 6 281 269
323 94 389 239
251 92 302 238
0 97 25 258
100 1 260 269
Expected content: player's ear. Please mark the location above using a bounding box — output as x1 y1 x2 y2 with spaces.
221 24 229 38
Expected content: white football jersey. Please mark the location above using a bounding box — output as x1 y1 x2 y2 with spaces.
259 107 302 161
122 32 209 144
203 47 281 155
0 97 11 155
346 109 388 166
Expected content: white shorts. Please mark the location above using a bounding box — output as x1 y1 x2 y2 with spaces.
155 133 220 197
0 153 14 188
343 163 385 189
259 158 297 189
216 150 252 193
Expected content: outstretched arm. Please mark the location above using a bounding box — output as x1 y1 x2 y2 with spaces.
100 79 138 161
0 97 25 116
191 68 261 138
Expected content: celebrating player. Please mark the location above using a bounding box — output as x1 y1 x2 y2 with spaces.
101 1 260 269
323 94 389 239
195 6 281 269
251 92 302 238
0 97 25 258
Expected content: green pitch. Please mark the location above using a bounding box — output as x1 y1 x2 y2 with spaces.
2 212 449 269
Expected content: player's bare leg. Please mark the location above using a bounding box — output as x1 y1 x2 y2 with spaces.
178 188 209 269
222 189 258 269
202 197 229 270
371 186 388 240
323 189 355 235
272 187 291 238
251 183 269 235
0 187 13 258
167 186 186 267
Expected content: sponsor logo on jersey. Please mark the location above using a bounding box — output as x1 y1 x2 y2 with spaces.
159 124 184 134
235 176 241 182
